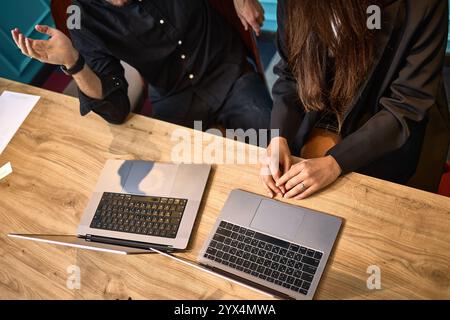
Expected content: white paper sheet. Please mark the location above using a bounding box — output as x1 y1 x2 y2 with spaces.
0 162 12 181
0 91 40 154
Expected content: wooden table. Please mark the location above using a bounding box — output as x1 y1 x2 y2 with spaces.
1 78 449 300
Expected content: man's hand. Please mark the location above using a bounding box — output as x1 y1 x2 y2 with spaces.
277 156 342 200
11 25 79 69
233 0 265 36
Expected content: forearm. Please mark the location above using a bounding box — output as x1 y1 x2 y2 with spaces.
62 48 102 100
72 64 103 100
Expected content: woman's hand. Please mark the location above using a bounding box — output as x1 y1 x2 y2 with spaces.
233 0 265 36
277 156 342 200
11 25 79 69
260 137 292 198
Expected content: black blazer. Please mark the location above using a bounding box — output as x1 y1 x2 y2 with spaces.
271 0 450 192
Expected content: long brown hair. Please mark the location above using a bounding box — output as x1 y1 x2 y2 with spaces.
286 0 376 126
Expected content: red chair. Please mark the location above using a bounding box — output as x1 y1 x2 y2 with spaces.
438 162 450 197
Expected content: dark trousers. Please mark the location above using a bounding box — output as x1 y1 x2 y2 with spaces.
151 71 273 138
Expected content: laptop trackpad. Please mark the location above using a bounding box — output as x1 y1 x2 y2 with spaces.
250 200 305 241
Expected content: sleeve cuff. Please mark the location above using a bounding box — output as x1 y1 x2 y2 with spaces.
78 74 127 116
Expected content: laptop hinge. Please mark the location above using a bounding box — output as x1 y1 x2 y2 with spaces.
85 234 174 253
202 263 295 300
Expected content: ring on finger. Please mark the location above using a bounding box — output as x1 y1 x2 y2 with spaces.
300 182 307 191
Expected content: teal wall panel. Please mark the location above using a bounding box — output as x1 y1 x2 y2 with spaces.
0 0 55 84
260 0 278 32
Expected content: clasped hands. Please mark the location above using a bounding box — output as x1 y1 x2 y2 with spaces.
260 137 343 200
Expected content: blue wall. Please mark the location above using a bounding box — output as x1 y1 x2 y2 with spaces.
0 0 54 84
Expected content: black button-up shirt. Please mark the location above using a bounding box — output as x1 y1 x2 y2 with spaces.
70 0 247 124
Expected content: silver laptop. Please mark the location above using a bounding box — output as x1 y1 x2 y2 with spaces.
9 160 211 254
198 189 342 300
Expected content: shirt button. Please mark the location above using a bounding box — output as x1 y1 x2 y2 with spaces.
159 19 165 25
189 74 194 80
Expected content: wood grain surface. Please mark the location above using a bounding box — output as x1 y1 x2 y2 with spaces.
0 77 449 300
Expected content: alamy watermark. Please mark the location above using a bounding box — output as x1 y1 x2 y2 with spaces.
366 265 382 290
66 265 81 290
65 4 381 31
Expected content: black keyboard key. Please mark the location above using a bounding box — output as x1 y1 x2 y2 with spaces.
294 279 303 287
302 281 311 290
216 228 232 237
289 244 300 252
299 289 308 295
219 221 228 228
314 251 323 260
287 276 295 285
206 247 217 256
302 264 317 275
287 259 295 268
301 272 314 283
306 249 315 257
224 223 233 230
209 240 218 248
279 248 288 256
232 225 240 232
302 256 320 267
272 246 280 254
245 229 255 237
299 247 307 254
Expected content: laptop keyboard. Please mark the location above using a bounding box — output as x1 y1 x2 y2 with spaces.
203 221 323 296
90 192 187 239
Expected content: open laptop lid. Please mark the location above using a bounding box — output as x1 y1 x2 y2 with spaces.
8 234 150 255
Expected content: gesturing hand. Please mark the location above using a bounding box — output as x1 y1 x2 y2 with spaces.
277 156 342 200
11 25 79 69
233 0 265 36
